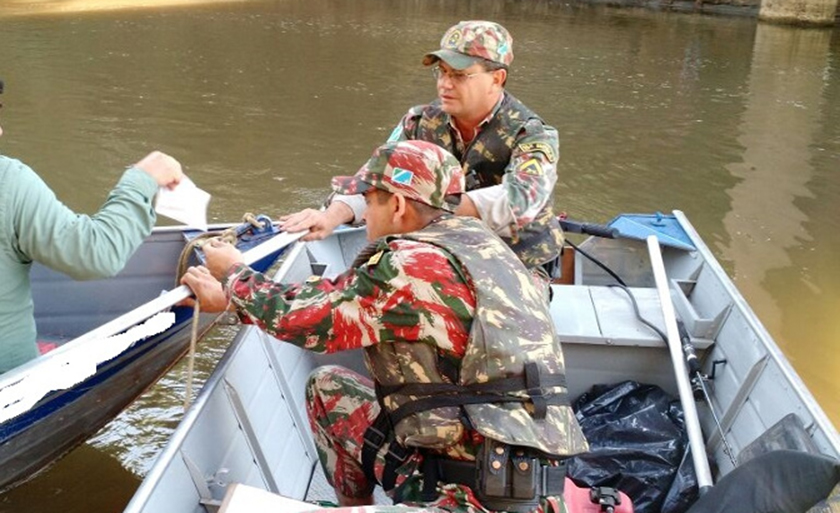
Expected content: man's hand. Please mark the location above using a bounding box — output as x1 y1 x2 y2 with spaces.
180 266 230 313
134 150 184 190
279 202 353 241
202 239 245 279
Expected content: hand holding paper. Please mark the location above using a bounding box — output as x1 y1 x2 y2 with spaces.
155 176 211 231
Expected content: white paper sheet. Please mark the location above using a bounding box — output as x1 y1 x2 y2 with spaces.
155 176 211 231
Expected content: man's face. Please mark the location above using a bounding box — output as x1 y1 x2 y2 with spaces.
362 188 394 242
434 61 504 120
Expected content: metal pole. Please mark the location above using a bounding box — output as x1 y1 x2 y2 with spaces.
646 236 714 492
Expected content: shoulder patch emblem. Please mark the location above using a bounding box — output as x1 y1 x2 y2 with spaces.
517 142 557 163
521 158 543 176
367 250 384 267
386 124 403 143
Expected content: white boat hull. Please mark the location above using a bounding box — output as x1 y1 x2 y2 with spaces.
124 212 840 512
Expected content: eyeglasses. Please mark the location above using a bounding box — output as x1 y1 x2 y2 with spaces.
431 66 492 84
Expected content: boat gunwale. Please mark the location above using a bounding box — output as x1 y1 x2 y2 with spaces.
123 238 315 512
673 210 840 455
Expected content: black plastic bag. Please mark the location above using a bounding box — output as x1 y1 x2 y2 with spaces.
566 381 698 513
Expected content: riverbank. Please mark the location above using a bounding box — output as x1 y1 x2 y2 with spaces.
579 0 840 24
2 0 836 25
0 0 247 17
580 0 759 17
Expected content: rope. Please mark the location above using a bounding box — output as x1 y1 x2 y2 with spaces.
178 212 267 412
184 299 200 411
174 212 266 286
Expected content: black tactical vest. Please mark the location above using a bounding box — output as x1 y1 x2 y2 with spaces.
409 94 564 268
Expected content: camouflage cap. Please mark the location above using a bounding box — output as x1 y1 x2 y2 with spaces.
332 140 465 212
422 20 513 70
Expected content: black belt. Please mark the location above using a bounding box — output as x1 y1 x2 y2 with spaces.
424 456 567 498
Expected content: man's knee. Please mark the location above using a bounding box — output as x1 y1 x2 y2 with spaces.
306 365 342 394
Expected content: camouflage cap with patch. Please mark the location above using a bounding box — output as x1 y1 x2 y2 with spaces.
422 20 513 70
332 140 465 212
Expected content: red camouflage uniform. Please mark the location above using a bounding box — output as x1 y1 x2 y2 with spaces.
222 237 564 512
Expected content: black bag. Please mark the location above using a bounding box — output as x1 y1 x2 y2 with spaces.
566 381 698 513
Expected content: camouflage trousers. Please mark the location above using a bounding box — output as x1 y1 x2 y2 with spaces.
305 365 566 513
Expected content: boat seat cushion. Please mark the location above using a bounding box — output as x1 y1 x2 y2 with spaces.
686 450 840 513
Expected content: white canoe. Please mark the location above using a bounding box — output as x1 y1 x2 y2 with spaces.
124 211 840 513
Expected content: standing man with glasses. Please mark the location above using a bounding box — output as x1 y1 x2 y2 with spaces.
281 20 564 279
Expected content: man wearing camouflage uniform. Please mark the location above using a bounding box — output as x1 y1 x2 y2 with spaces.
280 20 564 275
181 140 587 512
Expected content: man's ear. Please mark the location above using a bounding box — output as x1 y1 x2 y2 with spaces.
492 69 507 89
392 193 407 221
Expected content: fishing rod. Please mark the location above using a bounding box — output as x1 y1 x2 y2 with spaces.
677 321 737 467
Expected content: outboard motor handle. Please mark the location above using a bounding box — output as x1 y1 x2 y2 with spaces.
559 219 618 239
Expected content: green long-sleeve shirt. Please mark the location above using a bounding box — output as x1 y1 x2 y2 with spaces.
0 155 158 373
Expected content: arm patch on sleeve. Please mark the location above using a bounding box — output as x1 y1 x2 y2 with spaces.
521 158 543 176
517 142 557 163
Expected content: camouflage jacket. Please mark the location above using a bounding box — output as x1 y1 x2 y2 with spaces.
389 92 564 267
223 216 586 458
223 226 476 356
368 215 588 457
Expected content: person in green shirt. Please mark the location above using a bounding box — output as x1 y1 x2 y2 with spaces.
0 78 185 373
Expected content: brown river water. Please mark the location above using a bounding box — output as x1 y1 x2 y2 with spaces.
0 1 838 511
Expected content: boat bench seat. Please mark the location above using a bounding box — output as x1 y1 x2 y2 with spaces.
550 284 714 349
550 284 669 347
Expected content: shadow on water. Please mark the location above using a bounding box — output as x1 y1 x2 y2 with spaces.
0 325 237 512
0 444 139 513
718 23 840 426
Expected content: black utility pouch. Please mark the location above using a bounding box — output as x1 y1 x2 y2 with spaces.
511 448 538 499
476 441 541 513
478 439 510 498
